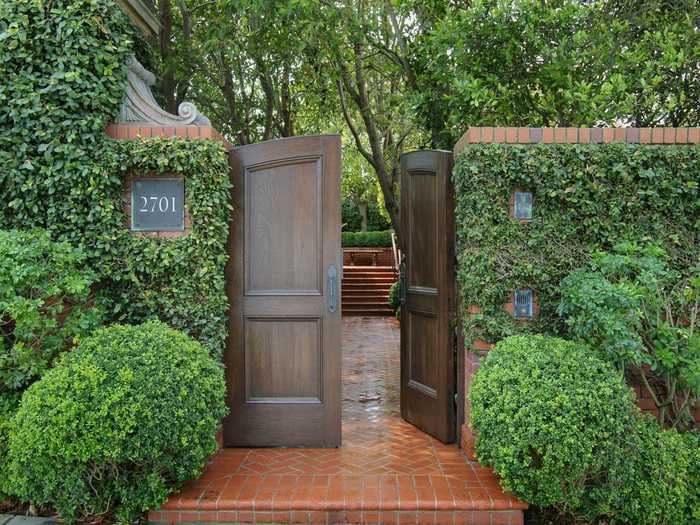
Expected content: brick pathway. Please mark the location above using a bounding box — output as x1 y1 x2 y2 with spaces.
150 318 525 524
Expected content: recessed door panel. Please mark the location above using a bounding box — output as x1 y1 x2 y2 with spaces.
408 172 438 290
407 310 438 397
244 317 322 402
246 159 321 295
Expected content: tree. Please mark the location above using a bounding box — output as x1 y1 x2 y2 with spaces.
315 0 426 245
408 0 700 149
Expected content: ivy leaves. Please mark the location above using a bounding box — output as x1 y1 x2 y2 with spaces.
454 143 700 344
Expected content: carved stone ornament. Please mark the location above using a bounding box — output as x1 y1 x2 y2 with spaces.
117 56 210 126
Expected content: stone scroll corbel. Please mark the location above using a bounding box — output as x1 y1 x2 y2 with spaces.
116 56 210 126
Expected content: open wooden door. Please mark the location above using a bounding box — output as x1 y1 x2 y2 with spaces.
399 150 456 444
224 135 342 447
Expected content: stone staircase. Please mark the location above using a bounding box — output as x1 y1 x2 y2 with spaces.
342 266 396 316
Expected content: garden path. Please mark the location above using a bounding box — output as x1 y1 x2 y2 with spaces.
150 317 525 525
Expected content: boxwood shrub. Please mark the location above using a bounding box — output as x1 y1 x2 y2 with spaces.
342 230 393 247
589 417 694 525
3 321 227 524
470 335 635 514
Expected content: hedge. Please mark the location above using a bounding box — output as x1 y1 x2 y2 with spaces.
453 143 699 344
0 0 231 358
342 230 393 247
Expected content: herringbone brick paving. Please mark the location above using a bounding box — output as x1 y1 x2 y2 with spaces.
150 318 525 524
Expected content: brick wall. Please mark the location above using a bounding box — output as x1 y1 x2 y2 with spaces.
455 127 700 457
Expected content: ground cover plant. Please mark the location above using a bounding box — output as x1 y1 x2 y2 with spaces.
2 321 227 524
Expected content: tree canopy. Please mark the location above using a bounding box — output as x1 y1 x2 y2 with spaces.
147 0 700 240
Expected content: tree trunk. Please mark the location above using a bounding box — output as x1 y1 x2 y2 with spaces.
358 202 368 231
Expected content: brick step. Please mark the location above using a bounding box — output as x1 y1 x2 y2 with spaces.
343 308 393 316
343 296 389 304
342 283 394 291
342 287 392 293
343 270 396 278
342 275 396 282
150 508 524 524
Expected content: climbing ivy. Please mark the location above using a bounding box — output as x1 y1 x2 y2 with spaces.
0 0 231 356
453 143 700 344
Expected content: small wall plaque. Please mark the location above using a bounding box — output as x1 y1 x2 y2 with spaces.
514 191 533 220
131 178 185 231
514 288 534 318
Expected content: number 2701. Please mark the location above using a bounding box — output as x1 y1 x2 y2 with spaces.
139 196 177 213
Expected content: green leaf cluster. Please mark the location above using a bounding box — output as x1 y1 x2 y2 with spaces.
410 0 700 148
2 321 227 524
342 230 393 247
0 229 102 414
471 334 700 523
453 143 700 344
559 244 699 430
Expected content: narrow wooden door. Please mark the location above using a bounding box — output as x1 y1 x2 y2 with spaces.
225 135 342 447
399 150 456 444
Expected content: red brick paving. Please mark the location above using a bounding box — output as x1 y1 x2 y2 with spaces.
150 317 525 524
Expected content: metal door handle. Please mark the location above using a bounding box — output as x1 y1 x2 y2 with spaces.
399 257 407 305
327 264 337 313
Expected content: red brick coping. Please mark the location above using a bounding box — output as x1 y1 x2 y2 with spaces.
454 126 700 155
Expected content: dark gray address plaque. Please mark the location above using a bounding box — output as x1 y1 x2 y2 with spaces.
131 178 185 231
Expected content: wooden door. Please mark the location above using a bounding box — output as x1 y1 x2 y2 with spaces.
225 135 342 447
399 150 456 444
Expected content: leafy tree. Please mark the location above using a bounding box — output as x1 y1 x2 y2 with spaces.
558 244 700 431
409 0 700 148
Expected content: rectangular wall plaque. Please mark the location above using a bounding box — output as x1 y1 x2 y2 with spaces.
131 178 185 231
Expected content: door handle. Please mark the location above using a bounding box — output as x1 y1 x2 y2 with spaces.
399 257 407 305
327 264 338 313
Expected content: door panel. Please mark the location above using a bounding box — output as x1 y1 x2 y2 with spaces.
400 150 456 444
225 135 341 447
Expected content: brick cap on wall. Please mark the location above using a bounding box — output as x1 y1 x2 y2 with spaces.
106 124 231 148
454 127 700 155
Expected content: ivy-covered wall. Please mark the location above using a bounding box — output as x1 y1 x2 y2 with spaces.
454 140 699 346
0 0 231 356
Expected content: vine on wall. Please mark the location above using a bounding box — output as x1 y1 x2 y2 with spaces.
453 143 699 344
0 0 231 356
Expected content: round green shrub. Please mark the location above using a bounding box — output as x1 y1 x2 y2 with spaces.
388 281 401 318
3 320 227 524
470 334 635 513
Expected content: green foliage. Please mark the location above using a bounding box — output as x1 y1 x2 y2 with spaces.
470 335 635 514
0 0 134 239
95 138 232 357
453 143 699 345
388 281 401 318
342 230 393 247
342 199 391 232
559 244 700 430
683 431 700 523
0 229 101 414
0 0 231 357
410 0 700 148
3 321 227 524
588 417 694 525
